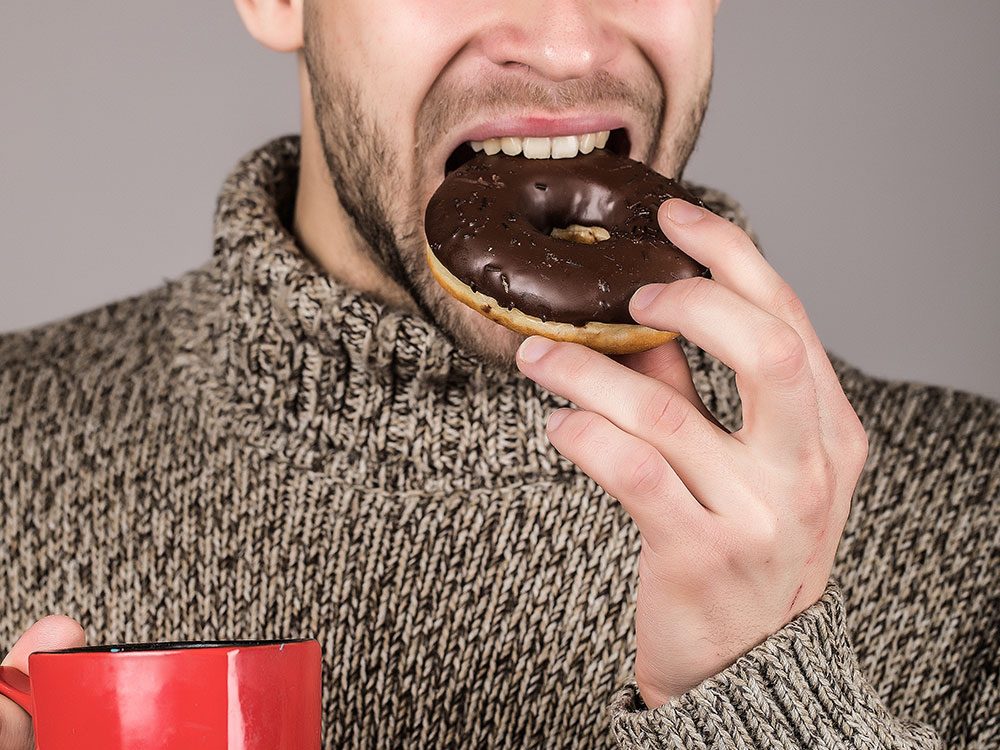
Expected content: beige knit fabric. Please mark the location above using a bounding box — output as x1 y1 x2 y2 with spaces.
1 136 996 748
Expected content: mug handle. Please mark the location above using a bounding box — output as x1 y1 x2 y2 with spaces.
0 666 33 714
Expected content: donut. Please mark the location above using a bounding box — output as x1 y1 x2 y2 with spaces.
423 149 709 354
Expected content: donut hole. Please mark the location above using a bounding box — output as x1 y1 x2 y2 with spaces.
550 224 611 245
520 179 619 242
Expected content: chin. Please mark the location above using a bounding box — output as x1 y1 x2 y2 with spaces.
419 275 525 373
455 305 525 370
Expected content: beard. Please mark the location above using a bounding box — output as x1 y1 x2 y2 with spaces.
302 23 711 373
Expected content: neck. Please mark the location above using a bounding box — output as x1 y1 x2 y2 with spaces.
291 56 419 316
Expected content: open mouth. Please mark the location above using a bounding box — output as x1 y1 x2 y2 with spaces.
444 127 632 175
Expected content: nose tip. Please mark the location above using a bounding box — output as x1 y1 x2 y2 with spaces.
480 3 621 83
529 41 601 82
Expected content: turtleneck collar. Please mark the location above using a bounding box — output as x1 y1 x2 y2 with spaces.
171 136 746 491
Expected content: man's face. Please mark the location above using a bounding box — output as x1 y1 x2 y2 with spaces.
302 1 718 370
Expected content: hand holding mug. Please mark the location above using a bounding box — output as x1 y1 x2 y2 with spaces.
0 616 85 750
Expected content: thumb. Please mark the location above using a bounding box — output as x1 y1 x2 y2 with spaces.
0 616 85 749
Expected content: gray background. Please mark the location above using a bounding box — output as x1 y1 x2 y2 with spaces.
2 3 997 399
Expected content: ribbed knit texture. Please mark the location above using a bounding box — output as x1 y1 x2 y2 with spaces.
1 136 996 748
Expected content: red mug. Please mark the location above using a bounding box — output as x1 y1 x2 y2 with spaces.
0 639 321 749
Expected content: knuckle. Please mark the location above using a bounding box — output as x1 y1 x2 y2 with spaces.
564 411 606 452
748 511 780 549
719 219 754 258
717 513 778 569
758 324 808 383
796 453 837 525
807 453 838 494
674 275 714 309
562 348 593 384
769 281 809 325
624 447 667 497
834 490 854 531
825 398 870 477
842 413 870 471
638 384 689 438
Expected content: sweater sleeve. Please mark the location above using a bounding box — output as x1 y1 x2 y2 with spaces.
608 583 945 749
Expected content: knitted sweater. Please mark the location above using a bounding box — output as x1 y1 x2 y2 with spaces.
1 137 996 749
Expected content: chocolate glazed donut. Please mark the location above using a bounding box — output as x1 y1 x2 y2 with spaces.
423 149 709 354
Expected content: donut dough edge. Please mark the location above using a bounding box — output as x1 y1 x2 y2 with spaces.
426 243 678 355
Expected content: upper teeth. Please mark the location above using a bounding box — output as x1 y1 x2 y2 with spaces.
469 130 611 159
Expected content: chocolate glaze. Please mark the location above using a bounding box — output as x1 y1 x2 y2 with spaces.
424 149 709 326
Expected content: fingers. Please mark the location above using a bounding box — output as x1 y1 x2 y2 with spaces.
615 339 724 429
0 692 31 750
2 616 86 671
629 276 821 457
656 199 850 424
517 337 738 507
657 199 812 335
544 407 709 534
0 616 85 750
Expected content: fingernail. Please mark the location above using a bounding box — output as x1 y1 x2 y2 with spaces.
547 408 570 432
518 336 555 363
631 284 664 312
666 199 705 225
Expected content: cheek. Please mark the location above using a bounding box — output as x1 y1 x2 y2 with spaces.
320 3 445 131
335 5 473 102
635 1 715 90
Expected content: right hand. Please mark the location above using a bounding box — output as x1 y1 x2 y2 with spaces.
0 616 85 749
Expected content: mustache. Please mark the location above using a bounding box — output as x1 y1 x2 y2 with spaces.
415 69 663 151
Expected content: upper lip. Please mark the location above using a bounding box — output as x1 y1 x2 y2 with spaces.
459 113 627 143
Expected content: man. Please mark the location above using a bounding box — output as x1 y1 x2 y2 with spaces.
0 1 995 747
